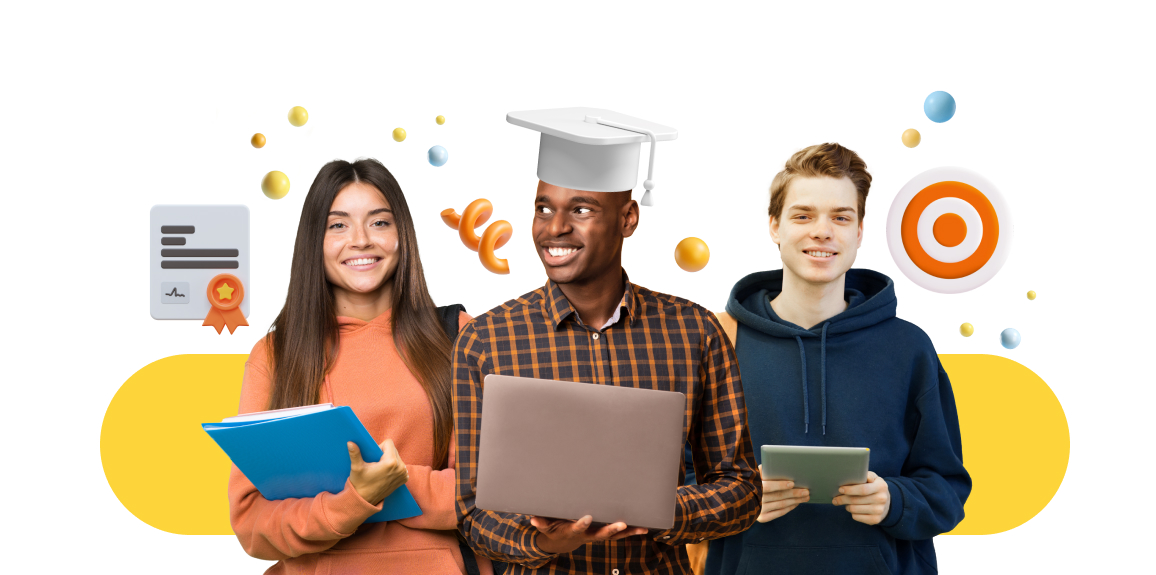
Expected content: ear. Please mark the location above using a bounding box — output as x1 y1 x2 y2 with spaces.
621 199 640 239
769 215 781 245
856 218 864 248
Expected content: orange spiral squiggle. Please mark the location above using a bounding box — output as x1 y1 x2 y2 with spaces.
439 208 461 230
478 220 512 274
442 199 511 274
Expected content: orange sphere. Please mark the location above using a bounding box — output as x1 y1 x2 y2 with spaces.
251 133 266 148
674 237 710 272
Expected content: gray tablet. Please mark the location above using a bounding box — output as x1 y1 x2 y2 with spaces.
760 445 870 504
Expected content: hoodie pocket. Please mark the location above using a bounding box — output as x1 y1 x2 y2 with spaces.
737 544 891 575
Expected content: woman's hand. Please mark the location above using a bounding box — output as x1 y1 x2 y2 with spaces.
347 439 408 505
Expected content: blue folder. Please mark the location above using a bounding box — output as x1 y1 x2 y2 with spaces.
202 406 422 523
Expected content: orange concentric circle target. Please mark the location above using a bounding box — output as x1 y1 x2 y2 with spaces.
886 167 1013 294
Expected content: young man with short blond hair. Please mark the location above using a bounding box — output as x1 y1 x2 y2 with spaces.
708 143 971 575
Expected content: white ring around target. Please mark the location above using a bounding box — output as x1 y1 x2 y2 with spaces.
916 197 983 263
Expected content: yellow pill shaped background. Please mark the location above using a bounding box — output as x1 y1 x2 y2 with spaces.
940 355 1069 534
102 354 1068 535
101 355 245 534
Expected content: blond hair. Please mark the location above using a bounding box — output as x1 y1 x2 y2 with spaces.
768 143 872 221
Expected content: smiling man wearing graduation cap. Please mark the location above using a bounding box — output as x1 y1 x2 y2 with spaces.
452 108 760 575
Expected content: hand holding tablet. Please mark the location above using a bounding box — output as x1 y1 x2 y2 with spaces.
832 472 892 525
757 471 810 523
760 445 877 523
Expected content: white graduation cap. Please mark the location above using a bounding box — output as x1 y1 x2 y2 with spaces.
507 107 678 206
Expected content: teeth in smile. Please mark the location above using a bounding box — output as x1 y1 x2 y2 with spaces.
548 247 577 257
345 258 378 266
807 251 834 258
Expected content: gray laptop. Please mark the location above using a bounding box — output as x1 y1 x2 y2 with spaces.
475 374 687 530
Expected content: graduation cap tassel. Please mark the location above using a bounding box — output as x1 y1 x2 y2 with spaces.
587 116 658 206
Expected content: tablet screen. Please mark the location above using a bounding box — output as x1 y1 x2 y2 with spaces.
760 445 870 504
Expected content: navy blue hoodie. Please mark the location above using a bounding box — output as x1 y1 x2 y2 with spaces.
706 269 970 575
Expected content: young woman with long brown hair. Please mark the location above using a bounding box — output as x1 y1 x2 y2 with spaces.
228 158 492 575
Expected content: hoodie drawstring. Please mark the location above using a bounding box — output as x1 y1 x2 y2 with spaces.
794 336 809 435
797 323 831 436
820 322 829 436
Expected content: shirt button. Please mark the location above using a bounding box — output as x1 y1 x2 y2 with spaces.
612 570 620 575
592 333 600 340
662 535 670 540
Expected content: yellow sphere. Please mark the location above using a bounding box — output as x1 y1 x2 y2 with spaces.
674 237 710 272
436 115 446 125
392 128 407 142
960 323 974 337
288 106 309 127
1027 290 1037 300
902 128 921 148
261 171 290 200
251 133 266 148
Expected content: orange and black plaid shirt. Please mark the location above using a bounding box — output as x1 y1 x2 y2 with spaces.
453 275 760 575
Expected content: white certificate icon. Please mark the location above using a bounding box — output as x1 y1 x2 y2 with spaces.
150 205 250 320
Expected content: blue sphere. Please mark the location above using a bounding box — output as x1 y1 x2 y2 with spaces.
428 145 449 167
924 91 956 123
1000 328 1021 350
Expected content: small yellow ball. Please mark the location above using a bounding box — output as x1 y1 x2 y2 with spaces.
251 133 266 148
960 323 974 337
262 171 290 200
902 128 921 148
392 127 407 142
674 237 710 272
288 106 309 127
436 115 446 125
1027 290 1037 300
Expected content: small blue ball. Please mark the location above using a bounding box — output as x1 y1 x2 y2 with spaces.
428 145 449 167
924 91 957 123
1000 328 1021 350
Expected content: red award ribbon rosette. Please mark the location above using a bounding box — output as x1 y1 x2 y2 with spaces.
203 273 248 334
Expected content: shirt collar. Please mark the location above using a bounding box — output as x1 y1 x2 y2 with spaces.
542 270 639 330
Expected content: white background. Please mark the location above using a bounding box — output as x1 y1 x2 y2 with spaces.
2 1 1152 572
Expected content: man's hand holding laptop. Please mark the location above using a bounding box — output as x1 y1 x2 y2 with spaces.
530 515 649 554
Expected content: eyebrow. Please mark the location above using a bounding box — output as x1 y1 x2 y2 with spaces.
535 195 603 206
327 208 392 217
787 204 857 214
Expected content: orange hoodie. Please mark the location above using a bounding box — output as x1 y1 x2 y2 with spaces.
228 310 493 575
